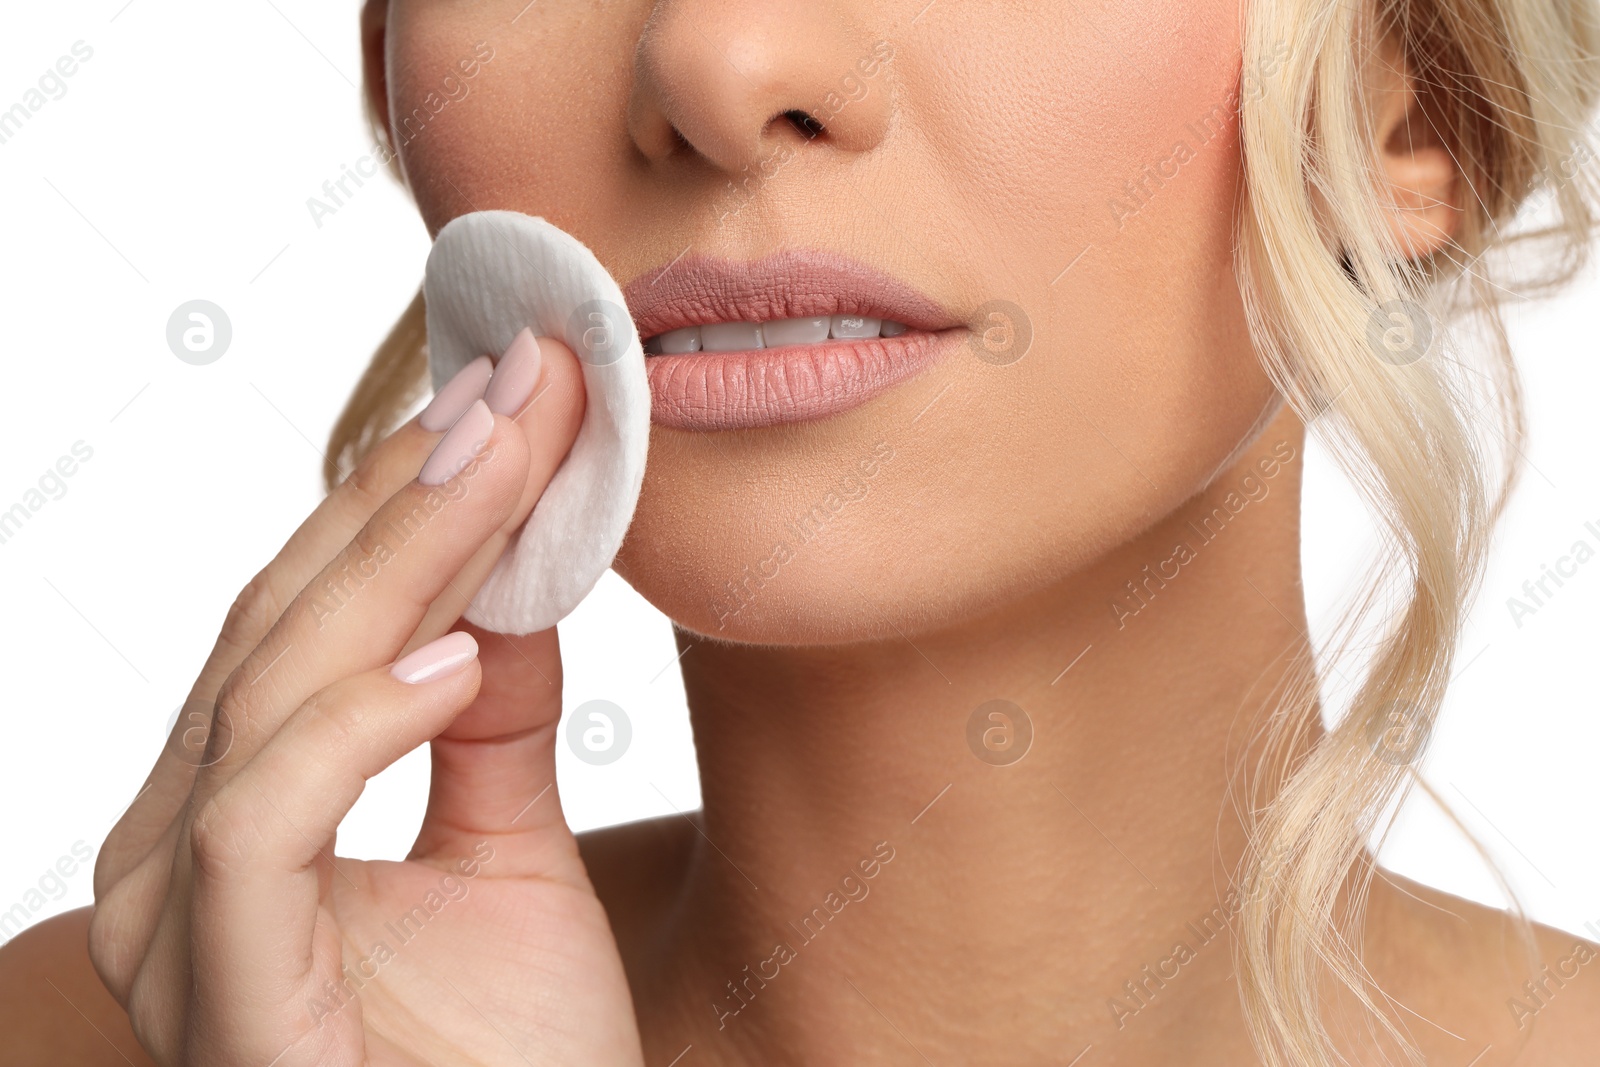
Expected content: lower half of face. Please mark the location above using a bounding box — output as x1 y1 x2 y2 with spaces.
388 0 1275 643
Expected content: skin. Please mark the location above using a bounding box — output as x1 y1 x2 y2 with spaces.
2 0 1597 1064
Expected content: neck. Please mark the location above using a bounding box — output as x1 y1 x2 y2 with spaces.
652 409 1317 1064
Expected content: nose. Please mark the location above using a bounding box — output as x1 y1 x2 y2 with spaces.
627 2 893 173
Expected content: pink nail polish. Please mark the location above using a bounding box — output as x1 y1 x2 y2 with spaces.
419 356 494 432
484 329 544 417
391 631 478 684
419 399 493 486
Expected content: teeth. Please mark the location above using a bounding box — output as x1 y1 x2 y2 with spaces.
829 314 881 340
652 326 701 354
700 321 765 352
644 318 911 352
762 316 831 346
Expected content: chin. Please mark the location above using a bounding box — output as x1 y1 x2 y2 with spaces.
612 446 1061 649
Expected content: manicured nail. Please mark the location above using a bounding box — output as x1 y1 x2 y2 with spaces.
419 399 493 486
391 631 478 684
419 356 494 432
484 329 544 417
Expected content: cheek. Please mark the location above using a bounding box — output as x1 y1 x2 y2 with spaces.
386 1 641 234
931 1 1269 531
935 2 1245 214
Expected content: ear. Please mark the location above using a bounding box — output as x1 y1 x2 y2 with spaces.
360 0 393 148
1369 35 1463 258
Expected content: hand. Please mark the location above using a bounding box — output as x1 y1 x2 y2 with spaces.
88 338 646 1066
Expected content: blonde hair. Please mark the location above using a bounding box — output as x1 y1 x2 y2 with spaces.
332 2 1599 1062
1235 0 1598 1063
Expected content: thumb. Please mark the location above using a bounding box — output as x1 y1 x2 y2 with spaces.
408 621 587 885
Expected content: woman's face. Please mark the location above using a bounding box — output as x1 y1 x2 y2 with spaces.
382 0 1276 644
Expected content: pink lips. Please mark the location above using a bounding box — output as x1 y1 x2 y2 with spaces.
623 250 964 431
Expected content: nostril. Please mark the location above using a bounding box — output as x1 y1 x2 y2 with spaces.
782 109 826 140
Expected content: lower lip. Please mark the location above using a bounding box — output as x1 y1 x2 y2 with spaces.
644 329 963 431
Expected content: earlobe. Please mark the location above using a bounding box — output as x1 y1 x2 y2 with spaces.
1371 48 1463 259
360 0 393 149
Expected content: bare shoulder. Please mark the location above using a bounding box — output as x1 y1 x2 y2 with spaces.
1363 869 1600 1066
0 906 155 1066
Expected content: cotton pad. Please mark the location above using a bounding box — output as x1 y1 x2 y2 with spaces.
423 210 650 635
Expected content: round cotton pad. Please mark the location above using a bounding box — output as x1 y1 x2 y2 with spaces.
423 210 650 635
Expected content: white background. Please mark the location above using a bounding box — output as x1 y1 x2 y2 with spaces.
1 0 1596 948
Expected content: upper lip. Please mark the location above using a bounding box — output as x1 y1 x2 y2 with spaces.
622 249 961 343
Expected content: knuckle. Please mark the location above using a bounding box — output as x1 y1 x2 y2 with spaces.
291 692 367 796
94 824 132 898
341 446 399 518
211 673 256 755
86 897 135 1000
217 569 283 657
351 507 406 568
215 663 250 715
188 795 260 882
307 690 363 756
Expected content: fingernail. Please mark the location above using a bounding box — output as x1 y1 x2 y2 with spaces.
484 328 544 417
419 399 493 486
391 631 478 684
419 356 494 432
